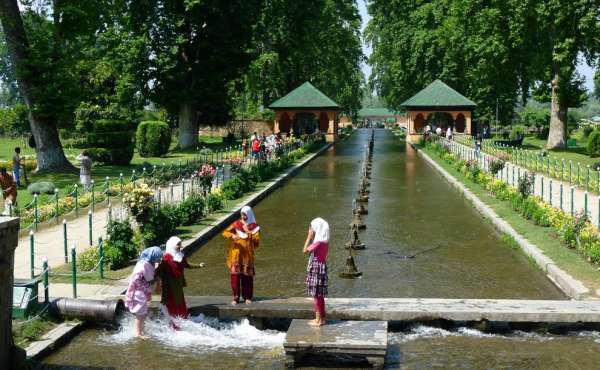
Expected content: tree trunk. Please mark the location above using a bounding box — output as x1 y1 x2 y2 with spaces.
546 63 567 150
177 102 198 149
0 0 74 172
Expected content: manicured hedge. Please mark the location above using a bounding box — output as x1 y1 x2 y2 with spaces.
588 130 600 157
85 119 134 165
136 121 171 157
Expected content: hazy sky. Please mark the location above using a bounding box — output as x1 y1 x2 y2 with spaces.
357 0 596 91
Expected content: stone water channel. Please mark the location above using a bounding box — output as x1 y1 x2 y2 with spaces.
42 129 600 369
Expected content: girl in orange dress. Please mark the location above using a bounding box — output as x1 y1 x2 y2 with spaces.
222 205 260 305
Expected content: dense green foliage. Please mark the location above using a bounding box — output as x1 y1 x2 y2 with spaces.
232 0 364 121
0 104 28 136
136 121 171 157
104 219 137 270
588 131 600 157
366 0 599 146
86 119 134 165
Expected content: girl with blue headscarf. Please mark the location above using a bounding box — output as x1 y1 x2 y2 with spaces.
125 246 163 339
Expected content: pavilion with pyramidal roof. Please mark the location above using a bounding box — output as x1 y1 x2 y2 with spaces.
401 79 477 141
269 82 341 142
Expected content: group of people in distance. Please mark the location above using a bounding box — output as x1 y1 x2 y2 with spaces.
242 131 284 160
125 205 330 338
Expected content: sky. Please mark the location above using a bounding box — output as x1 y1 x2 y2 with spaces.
357 0 596 91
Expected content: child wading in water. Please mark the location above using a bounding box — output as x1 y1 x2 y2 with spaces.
125 247 163 339
158 236 205 329
303 217 329 326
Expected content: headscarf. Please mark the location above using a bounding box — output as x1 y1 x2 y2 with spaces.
241 206 256 225
132 246 163 281
165 236 184 263
139 246 163 264
310 217 330 243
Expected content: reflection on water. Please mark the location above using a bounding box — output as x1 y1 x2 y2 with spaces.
183 129 564 299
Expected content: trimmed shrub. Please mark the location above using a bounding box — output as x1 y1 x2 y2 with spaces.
141 207 178 247
104 219 137 270
87 148 111 164
222 175 246 200
27 181 56 195
86 119 135 165
206 191 225 212
176 193 206 225
136 121 171 157
583 125 594 138
588 130 600 157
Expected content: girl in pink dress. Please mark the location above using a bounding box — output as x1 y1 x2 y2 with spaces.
303 218 329 327
125 246 163 339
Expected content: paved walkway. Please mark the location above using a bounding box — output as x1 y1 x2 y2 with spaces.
14 179 193 279
444 138 600 228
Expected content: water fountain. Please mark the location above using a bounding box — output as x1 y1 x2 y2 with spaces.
349 212 366 230
345 225 366 250
338 248 363 279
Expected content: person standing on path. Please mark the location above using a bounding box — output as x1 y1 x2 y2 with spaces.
0 167 17 215
222 205 260 306
303 217 329 327
76 150 92 191
475 133 482 157
157 236 205 328
125 246 163 339
12 147 22 187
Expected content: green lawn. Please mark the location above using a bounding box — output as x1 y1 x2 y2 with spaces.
519 134 599 168
422 145 600 295
1 135 241 207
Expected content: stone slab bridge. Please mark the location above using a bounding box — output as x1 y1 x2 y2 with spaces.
181 296 600 326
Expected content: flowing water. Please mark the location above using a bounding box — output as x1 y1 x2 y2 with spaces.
42 129 600 369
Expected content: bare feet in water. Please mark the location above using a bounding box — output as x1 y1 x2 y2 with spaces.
308 319 323 327
137 335 150 340
231 300 238 306
245 299 252 305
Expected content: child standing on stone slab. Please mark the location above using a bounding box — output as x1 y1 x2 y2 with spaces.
303 217 329 327
125 246 163 339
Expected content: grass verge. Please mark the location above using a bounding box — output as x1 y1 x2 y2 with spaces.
422 145 600 294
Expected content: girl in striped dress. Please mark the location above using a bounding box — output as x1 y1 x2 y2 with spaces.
303 217 329 326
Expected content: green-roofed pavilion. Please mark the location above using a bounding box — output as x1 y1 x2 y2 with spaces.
269 82 341 142
401 79 476 139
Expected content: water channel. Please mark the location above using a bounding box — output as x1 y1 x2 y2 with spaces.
42 129 600 369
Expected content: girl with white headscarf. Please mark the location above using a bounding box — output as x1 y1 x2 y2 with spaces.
222 205 260 305
303 217 330 326
157 236 205 327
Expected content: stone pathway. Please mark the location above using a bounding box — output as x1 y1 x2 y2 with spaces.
444 138 600 228
14 180 191 279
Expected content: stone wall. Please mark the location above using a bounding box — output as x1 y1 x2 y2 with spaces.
199 120 274 138
0 217 19 368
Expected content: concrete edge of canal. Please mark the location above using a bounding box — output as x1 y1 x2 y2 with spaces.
180 141 335 256
412 143 591 301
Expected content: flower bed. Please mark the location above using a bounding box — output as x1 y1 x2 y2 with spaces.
426 140 600 264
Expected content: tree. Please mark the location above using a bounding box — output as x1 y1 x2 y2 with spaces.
523 0 600 149
236 0 364 119
128 0 260 149
365 0 525 124
595 69 600 100
0 0 74 171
